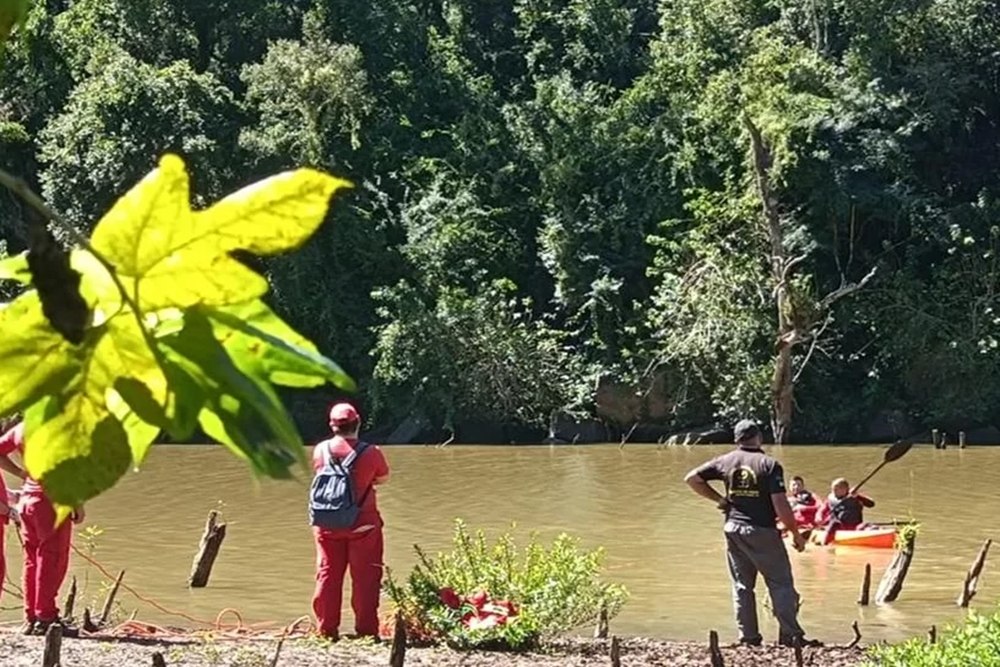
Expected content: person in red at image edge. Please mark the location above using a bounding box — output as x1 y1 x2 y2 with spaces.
311 402 390 641
0 420 85 637
0 419 27 610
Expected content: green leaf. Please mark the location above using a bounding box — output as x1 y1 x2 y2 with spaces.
0 251 30 284
0 292 82 416
204 301 356 390
89 153 349 310
196 167 351 255
160 310 305 477
22 329 131 508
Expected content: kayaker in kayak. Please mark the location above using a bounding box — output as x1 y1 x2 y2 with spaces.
788 476 819 528
816 478 875 530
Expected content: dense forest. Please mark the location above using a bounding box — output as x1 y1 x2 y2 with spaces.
1 0 998 444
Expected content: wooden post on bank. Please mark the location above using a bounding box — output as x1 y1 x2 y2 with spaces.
268 635 285 667
708 630 724 667
858 563 871 605
875 532 916 604
151 653 167 667
609 635 621 667
99 570 125 626
82 607 98 633
389 611 406 667
928 625 937 644
189 511 226 588
63 576 77 623
958 539 992 607
848 621 862 648
931 429 940 448
594 602 609 638
41 622 62 667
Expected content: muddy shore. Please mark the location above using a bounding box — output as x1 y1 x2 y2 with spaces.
0 632 871 666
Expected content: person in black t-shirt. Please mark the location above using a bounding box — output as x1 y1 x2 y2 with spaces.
684 420 822 648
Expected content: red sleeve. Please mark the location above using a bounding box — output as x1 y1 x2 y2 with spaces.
371 446 389 477
0 424 23 456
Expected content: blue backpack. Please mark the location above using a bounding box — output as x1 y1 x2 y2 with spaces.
309 441 371 529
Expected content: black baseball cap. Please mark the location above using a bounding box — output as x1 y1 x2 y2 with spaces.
734 419 761 443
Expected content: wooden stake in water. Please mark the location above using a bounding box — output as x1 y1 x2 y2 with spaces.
858 563 871 606
609 635 621 667
958 539 992 607
189 511 227 588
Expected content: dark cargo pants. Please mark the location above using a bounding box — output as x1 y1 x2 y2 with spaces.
723 522 804 643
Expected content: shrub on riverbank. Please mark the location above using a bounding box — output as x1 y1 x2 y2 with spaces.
383 520 627 650
866 609 1000 666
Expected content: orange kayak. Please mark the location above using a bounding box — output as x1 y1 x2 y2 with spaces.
809 525 897 549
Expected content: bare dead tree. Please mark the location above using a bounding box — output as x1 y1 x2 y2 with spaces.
743 113 877 443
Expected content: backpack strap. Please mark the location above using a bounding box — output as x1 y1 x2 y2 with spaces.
350 442 375 507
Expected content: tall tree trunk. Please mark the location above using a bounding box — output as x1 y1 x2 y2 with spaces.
744 114 795 444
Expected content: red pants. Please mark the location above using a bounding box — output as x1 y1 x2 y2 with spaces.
21 494 72 623
312 527 384 638
0 521 6 605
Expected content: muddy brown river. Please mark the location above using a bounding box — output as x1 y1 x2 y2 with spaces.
1 444 995 644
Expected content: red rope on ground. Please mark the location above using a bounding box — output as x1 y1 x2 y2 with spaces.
64 545 318 642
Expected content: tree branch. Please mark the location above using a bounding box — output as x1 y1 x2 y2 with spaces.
817 265 878 311
793 313 834 384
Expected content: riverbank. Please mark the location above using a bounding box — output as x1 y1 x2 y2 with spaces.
0 632 870 666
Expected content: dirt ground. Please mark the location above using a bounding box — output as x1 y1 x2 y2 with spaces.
0 632 872 666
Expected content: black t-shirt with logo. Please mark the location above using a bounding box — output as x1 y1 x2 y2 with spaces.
695 447 787 528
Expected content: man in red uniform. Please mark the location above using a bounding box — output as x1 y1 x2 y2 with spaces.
0 421 85 636
311 403 390 641
0 420 26 609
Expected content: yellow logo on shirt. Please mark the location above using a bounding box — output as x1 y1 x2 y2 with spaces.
729 467 759 497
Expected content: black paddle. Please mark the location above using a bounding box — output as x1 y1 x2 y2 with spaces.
822 439 914 545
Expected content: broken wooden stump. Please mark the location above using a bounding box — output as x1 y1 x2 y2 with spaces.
42 622 62 667
609 635 621 667
858 563 871 606
389 611 406 667
928 625 937 644
848 621 862 648
63 576 77 623
875 531 916 604
931 428 940 448
151 653 167 667
99 570 125 626
594 602 609 639
82 608 98 633
189 511 227 588
959 431 966 448
958 539 991 607
708 630 724 667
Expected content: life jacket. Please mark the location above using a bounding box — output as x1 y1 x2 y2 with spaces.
791 491 819 527
824 495 864 528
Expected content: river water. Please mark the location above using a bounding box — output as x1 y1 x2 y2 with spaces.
0 444 995 643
